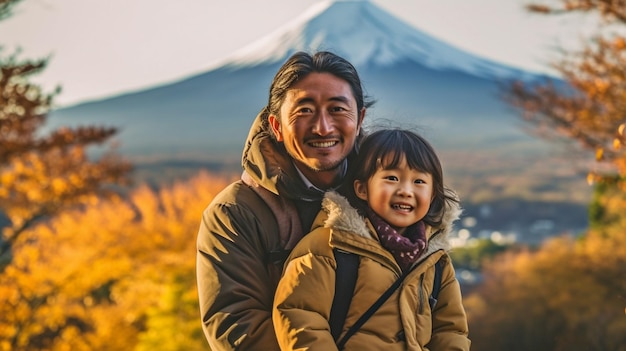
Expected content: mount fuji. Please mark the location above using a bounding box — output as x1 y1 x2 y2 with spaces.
50 0 550 159
49 1 582 196
50 0 590 241
224 0 533 80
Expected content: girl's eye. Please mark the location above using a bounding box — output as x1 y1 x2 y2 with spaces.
414 179 426 184
385 175 398 181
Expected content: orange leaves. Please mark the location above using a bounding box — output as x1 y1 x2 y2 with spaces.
596 147 605 161
472 2 626 349
613 37 626 50
587 172 598 185
467 176 626 351
466 230 626 350
0 171 229 349
2 11 146 350
0 53 131 266
506 36 626 187
526 4 551 13
616 122 626 151
1 150 85 225
592 77 610 95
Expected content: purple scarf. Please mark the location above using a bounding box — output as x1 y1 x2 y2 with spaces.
366 207 427 271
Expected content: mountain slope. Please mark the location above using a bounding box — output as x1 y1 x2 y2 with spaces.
48 61 536 162
48 0 584 202
49 1 549 159
226 0 534 80
48 0 590 242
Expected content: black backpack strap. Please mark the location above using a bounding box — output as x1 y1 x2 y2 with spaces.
429 257 445 310
336 256 446 349
336 267 410 350
329 248 359 341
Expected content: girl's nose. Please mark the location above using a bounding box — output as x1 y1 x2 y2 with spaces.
396 181 413 196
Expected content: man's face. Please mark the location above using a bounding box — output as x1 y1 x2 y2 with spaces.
269 72 365 188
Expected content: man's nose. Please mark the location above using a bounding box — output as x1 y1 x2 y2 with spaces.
311 110 334 135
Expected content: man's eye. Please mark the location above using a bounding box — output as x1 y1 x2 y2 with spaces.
330 106 347 112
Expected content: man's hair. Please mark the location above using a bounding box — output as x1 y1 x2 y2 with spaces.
347 128 458 228
260 51 375 138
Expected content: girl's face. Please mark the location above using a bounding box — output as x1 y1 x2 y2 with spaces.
354 156 433 235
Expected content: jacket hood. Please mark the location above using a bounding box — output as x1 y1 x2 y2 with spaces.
241 109 321 200
321 191 462 253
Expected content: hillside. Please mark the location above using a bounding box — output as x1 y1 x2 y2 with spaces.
48 0 591 243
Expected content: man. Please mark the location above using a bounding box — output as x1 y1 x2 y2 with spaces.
196 51 374 350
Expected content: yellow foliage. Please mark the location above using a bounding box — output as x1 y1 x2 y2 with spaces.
0 170 230 350
465 227 626 350
587 171 598 185
593 78 610 94
595 147 604 161
613 138 622 149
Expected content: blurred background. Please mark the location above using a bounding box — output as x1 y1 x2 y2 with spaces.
1 0 625 350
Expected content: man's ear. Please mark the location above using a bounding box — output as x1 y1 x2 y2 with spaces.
358 107 366 128
354 180 368 201
268 114 283 142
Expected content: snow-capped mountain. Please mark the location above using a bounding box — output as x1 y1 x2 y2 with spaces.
47 0 585 246
225 0 530 80
49 0 556 175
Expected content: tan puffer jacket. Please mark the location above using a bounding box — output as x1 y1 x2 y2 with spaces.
273 191 471 351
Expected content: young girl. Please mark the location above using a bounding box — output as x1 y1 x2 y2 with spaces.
273 128 471 350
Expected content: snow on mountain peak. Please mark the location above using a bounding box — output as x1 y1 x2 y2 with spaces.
223 0 529 80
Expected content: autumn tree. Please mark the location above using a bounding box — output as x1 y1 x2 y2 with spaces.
506 0 626 188
0 0 131 270
0 170 231 350
0 0 136 349
465 232 626 351
463 2 626 350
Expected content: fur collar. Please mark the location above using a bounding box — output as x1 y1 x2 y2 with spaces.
321 191 462 253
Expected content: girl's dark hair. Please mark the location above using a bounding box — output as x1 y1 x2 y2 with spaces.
260 51 375 139
347 128 458 227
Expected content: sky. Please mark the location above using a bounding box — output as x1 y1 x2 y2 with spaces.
0 0 601 107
